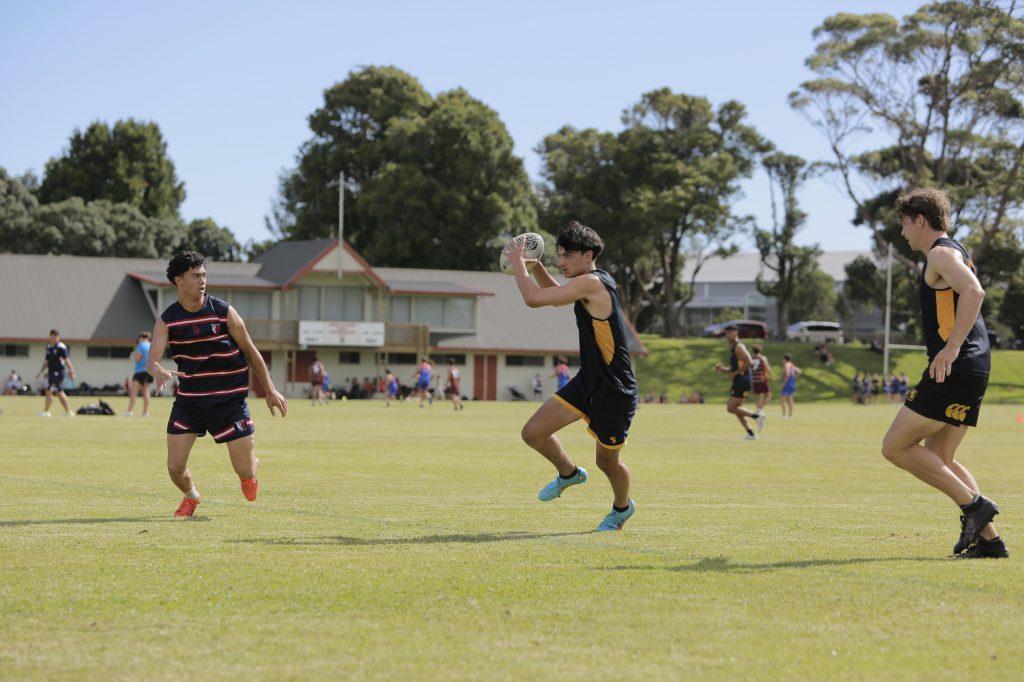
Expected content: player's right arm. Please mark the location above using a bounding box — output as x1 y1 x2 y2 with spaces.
147 319 180 393
530 262 560 289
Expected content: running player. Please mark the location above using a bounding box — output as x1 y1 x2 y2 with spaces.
447 358 464 411
309 355 326 405
36 329 76 417
412 358 432 407
384 368 399 406
509 221 638 531
881 188 1005 559
714 326 763 440
750 344 773 427
779 354 802 418
125 331 152 416
148 251 288 518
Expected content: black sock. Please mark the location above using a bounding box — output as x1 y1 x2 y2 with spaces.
612 503 630 513
980 536 1001 544
746 428 754 436
960 495 982 511
559 467 579 480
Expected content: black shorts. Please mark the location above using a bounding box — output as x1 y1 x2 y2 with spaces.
133 371 153 385
553 375 637 450
730 378 752 399
167 399 254 443
904 370 988 428
48 371 65 392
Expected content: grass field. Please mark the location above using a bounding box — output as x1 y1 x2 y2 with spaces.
2 395 1023 680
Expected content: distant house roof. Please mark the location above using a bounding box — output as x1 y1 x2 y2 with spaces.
681 250 875 284
381 280 495 297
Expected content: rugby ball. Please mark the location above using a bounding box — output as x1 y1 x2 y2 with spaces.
499 233 545 275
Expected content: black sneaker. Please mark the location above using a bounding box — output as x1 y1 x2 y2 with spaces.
953 496 1000 555
953 536 1009 559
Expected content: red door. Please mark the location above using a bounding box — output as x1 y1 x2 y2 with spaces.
473 355 498 400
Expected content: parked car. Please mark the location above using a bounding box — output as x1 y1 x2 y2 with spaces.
702 319 769 339
786 321 845 344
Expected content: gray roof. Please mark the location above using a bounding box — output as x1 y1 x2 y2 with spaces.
131 271 274 288
383 280 494 297
0 254 265 342
681 250 875 283
253 239 335 285
375 267 647 355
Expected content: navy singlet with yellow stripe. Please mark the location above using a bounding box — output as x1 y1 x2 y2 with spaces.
920 238 990 375
574 270 637 396
162 294 250 404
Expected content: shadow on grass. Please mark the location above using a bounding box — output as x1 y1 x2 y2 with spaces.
0 515 210 527
597 555 947 573
229 530 594 546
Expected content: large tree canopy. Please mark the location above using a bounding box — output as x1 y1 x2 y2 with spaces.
271 66 537 269
37 119 185 219
539 89 765 336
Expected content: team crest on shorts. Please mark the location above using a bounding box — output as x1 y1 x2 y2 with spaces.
235 419 249 432
906 388 917 402
944 403 971 422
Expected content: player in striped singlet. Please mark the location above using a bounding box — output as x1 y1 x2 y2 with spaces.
148 251 288 518
509 221 639 532
882 189 1005 559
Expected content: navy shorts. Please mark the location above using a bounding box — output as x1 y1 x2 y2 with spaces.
553 375 637 450
730 378 752 399
132 371 153 385
48 370 65 392
905 370 988 428
167 399 254 443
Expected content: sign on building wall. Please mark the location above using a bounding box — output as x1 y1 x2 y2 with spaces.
298 321 384 347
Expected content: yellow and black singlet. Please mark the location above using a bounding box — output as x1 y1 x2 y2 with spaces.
919 237 990 375
573 270 638 397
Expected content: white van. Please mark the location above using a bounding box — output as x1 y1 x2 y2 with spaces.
786 321 844 344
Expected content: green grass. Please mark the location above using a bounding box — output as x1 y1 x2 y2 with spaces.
634 335 1024 403
2 396 1023 680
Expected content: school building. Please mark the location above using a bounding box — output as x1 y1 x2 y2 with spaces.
0 240 647 400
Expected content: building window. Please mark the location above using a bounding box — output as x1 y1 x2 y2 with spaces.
385 352 418 365
390 297 411 323
414 298 444 327
443 298 474 329
86 346 132 359
505 355 545 367
299 286 321 320
230 291 272 320
338 351 361 364
1 344 29 357
430 354 466 365
551 355 580 367
324 287 365 322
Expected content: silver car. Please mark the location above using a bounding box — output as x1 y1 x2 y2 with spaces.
786 321 844 344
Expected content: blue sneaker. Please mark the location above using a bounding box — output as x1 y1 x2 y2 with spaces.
595 499 636 531
538 467 588 501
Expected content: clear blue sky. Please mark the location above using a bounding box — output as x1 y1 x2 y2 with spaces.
1 0 926 254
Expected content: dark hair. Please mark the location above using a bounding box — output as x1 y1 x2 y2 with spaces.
724 324 739 332
751 344 762 354
139 331 151 340
49 329 59 336
783 353 792 361
166 251 207 284
555 221 604 261
447 357 455 364
895 188 950 232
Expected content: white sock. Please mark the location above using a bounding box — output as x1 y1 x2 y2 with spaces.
186 486 200 500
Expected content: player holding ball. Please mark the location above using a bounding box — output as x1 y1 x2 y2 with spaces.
507 221 639 531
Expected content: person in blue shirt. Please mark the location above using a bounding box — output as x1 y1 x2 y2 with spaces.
125 331 153 416
35 329 76 417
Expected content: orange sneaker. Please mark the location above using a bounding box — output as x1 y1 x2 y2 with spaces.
174 496 199 518
240 477 258 501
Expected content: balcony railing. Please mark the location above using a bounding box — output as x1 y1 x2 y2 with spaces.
246 320 429 352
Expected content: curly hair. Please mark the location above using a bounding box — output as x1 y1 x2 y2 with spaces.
895 188 950 233
555 220 604 261
166 251 207 284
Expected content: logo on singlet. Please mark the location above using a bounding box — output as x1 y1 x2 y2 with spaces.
944 404 971 422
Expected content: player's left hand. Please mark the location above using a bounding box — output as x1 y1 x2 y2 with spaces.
266 389 288 417
506 237 526 264
929 344 959 383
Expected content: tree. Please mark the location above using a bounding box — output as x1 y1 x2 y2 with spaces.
789 269 838 322
183 218 243 262
537 90 765 336
38 120 185 218
791 3 1024 260
0 167 39 253
999 270 1024 341
271 66 536 268
753 152 824 336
